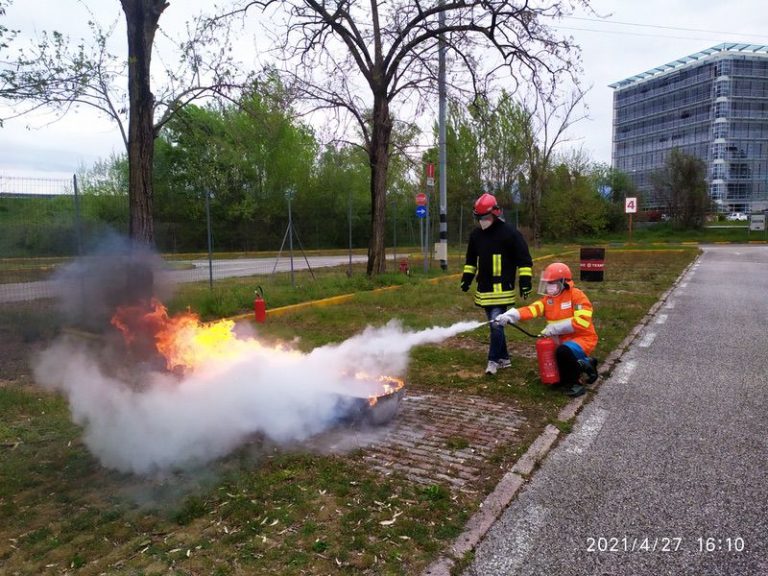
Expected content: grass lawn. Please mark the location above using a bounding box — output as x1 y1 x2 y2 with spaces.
0 246 698 575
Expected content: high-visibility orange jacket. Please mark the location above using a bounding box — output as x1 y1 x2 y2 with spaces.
518 280 598 355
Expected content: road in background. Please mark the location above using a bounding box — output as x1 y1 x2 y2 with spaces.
465 245 768 576
0 254 376 303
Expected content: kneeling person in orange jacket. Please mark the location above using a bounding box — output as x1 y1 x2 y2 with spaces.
496 262 598 397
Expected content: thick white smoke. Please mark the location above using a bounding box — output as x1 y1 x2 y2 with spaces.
34 319 484 475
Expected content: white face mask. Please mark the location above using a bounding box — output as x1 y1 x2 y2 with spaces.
546 282 561 296
479 217 493 230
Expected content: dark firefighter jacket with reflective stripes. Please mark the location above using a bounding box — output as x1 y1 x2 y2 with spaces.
518 281 598 355
462 219 533 307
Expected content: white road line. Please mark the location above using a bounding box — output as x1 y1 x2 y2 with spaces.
656 314 668 324
566 408 608 455
639 332 656 348
614 360 638 385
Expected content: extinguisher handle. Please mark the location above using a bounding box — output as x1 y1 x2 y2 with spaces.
255 285 264 298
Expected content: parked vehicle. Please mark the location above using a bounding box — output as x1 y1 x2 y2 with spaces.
726 212 748 221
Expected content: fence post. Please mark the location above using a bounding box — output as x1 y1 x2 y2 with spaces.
205 189 213 290
73 174 82 256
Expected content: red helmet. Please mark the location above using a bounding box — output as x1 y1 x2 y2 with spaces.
473 193 502 218
542 262 572 282
538 262 572 296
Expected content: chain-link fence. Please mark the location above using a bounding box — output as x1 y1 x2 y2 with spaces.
1 175 467 303
0 175 129 258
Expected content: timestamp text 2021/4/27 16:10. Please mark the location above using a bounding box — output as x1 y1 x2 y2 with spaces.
586 536 745 553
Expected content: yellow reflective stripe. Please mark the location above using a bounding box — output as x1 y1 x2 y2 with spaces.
518 266 532 277
463 264 477 274
493 254 501 276
474 291 516 306
530 300 545 317
574 309 592 328
493 283 503 293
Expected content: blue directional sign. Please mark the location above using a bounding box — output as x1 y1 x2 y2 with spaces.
416 205 427 219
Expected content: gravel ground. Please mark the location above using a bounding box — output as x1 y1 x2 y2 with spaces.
465 245 768 576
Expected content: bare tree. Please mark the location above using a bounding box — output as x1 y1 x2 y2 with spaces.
0 0 16 58
121 0 167 244
224 0 590 275
0 0 242 246
519 88 588 246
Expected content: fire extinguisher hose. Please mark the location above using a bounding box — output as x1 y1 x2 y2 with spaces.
485 319 540 339
508 322 540 339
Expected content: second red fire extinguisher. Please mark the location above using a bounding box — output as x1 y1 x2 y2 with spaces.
254 286 266 323
535 336 560 385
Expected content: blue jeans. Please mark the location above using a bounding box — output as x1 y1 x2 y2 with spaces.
484 306 510 362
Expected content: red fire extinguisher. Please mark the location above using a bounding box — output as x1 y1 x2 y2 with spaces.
535 336 560 385
507 321 560 385
254 286 266 323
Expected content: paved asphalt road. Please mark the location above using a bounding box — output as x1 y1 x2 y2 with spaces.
465 245 768 576
0 254 377 303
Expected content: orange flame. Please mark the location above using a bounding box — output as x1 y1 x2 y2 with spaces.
111 298 276 372
353 372 405 406
110 299 405 402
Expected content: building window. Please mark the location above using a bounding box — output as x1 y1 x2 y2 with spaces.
714 80 730 98
713 122 728 139
714 101 729 118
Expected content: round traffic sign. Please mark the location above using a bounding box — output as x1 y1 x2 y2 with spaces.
415 192 427 206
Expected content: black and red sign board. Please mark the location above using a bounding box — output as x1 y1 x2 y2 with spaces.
579 247 605 282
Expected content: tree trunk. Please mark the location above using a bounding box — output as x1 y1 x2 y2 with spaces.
121 0 167 247
367 93 392 276
527 163 542 249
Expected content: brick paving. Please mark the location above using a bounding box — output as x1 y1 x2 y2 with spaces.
360 390 525 492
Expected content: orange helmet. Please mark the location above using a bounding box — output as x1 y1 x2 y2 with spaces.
538 262 572 296
542 262 572 282
473 193 502 218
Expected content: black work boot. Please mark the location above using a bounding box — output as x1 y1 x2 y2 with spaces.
579 357 599 385
566 384 586 397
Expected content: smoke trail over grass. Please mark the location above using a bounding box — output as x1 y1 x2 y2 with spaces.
34 319 484 475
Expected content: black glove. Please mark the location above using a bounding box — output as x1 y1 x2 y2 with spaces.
519 275 532 299
460 273 473 292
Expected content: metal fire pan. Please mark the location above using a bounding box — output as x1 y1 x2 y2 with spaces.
336 385 405 427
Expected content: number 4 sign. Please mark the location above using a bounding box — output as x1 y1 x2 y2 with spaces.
625 197 638 214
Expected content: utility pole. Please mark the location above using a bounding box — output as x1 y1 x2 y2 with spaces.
437 2 448 270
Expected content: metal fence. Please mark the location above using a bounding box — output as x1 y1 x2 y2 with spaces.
0 174 462 303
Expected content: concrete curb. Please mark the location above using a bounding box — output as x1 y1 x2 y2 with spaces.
420 252 701 576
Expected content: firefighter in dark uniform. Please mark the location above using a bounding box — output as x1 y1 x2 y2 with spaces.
461 193 533 375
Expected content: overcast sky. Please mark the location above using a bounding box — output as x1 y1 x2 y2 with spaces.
1 0 767 182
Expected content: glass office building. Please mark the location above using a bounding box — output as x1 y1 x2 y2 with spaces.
611 43 768 213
